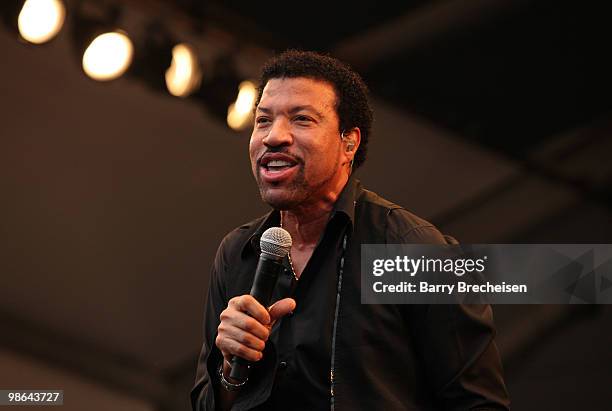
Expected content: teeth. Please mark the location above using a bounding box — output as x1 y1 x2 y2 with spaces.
267 160 293 167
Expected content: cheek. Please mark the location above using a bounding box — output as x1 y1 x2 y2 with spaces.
249 135 259 160
320 140 342 163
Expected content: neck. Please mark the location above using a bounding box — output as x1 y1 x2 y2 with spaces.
280 173 349 248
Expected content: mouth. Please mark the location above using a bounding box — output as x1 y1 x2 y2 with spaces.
259 153 299 183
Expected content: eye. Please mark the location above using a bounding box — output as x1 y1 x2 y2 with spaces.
293 115 313 124
255 116 271 127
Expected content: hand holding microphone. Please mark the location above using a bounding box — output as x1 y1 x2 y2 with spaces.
215 227 295 384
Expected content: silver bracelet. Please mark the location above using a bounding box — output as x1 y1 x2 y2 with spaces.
218 361 248 391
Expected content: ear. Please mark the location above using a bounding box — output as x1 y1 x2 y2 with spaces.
342 128 361 162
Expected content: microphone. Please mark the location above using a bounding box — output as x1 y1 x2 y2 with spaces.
229 226 292 382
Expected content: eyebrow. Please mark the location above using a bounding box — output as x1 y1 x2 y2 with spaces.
256 105 325 119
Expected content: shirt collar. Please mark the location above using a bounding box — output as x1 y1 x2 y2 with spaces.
333 174 360 225
240 175 361 257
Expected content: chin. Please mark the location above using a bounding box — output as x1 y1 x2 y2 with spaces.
260 193 295 210
259 187 302 210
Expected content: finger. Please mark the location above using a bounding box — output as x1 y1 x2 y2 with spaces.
220 309 270 341
219 324 266 352
268 298 296 323
223 337 264 362
229 295 271 325
215 339 236 367
222 351 232 366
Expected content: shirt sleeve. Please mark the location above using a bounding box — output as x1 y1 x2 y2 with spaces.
387 209 511 410
191 238 229 411
409 303 510 410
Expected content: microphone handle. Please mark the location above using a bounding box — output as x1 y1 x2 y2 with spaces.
229 254 283 382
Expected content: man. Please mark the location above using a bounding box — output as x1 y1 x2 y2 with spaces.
192 50 510 410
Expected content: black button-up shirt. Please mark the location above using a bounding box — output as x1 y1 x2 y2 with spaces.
192 178 510 411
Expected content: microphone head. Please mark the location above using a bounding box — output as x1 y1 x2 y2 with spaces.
260 227 292 259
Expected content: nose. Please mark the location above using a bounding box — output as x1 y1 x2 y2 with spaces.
263 119 293 148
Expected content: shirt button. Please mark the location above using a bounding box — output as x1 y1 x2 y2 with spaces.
278 361 288 370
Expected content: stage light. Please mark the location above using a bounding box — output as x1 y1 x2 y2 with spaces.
227 81 256 130
17 0 65 44
128 22 201 97
71 3 133 81
0 0 65 44
82 30 133 81
165 43 202 97
192 56 254 128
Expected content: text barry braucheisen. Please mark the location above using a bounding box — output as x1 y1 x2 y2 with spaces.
372 281 528 294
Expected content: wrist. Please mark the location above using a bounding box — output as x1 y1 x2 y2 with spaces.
218 359 247 391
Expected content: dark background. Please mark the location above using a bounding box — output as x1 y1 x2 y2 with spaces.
1 0 611 409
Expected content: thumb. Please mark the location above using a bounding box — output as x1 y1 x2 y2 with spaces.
268 298 296 323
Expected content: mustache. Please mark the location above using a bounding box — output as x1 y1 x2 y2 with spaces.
257 148 303 165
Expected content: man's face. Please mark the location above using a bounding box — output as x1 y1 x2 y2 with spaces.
249 77 345 210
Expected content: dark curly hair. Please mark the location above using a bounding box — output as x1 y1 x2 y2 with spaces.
255 50 373 169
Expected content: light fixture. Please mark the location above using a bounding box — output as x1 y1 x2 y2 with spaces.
17 0 65 44
193 55 256 130
130 22 202 98
165 43 202 97
82 31 133 81
1 0 65 44
71 3 133 81
227 81 257 130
